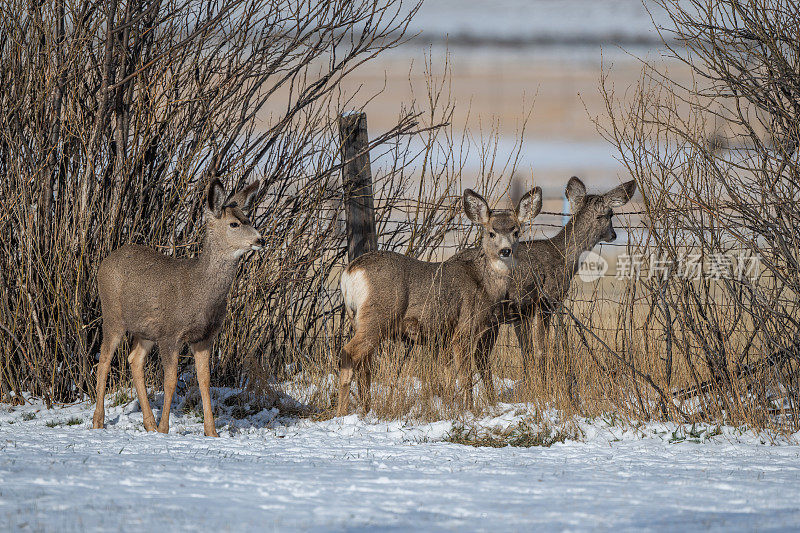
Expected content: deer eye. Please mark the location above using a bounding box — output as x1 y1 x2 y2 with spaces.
514 230 520 238
489 231 496 238
230 222 240 228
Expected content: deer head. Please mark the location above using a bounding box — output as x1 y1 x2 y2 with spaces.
565 176 637 245
463 187 543 271
205 179 265 259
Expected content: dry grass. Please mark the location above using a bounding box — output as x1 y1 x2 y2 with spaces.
444 418 581 448
256 269 795 438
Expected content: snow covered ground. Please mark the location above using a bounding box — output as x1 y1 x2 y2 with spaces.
2 391 800 531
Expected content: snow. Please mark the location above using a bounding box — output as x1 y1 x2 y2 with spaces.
2 391 800 531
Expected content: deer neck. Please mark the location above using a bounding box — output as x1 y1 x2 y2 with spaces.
477 247 512 301
553 217 601 274
194 236 242 303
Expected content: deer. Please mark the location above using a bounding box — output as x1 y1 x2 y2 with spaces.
460 176 637 387
336 187 543 416
92 178 264 436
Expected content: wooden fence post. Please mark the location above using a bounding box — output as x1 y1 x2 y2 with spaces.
339 112 378 261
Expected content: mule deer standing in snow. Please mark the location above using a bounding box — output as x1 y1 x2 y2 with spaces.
462 177 637 386
336 187 542 415
93 179 264 436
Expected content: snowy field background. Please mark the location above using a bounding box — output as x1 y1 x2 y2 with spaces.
3 389 800 531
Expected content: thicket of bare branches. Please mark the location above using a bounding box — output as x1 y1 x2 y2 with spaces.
597 0 800 426
0 0 474 404
12 0 796 433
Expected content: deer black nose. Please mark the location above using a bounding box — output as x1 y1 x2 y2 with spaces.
499 248 512 258
255 237 265 247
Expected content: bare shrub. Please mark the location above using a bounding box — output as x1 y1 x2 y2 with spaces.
0 0 445 404
589 0 800 428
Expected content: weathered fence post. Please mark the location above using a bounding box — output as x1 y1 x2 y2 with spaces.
339 112 378 261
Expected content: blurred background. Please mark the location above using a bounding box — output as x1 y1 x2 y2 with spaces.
317 0 693 243
338 0 683 200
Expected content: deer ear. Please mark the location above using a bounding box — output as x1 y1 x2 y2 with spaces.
206 178 226 218
516 187 542 224
605 180 637 208
565 176 586 213
230 180 260 213
463 189 491 225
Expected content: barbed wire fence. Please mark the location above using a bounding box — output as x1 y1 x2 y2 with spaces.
313 131 796 427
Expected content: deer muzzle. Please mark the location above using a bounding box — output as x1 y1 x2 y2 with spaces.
252 237 265 251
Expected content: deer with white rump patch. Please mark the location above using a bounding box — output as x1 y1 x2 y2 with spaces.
93 179 264 436
336 187 542 415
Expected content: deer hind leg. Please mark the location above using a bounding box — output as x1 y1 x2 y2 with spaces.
475 325 499 404
92 326 123 429
157 341 180 434
336 341 355 417
190 340 218 437
357 357 372 414
128 335 157 432
337 329 375 417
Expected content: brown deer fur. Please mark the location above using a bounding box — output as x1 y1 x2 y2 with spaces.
92 179 264 436
462 177 637 385
336 187 543 415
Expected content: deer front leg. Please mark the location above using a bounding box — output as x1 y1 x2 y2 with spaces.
393 340 414 381
191 341 218 437
453 337 474 411
92 328 122 429
128 336 157 432
157 342 180 434
475 325 499 404
513 315 537 388
534 308 552 388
